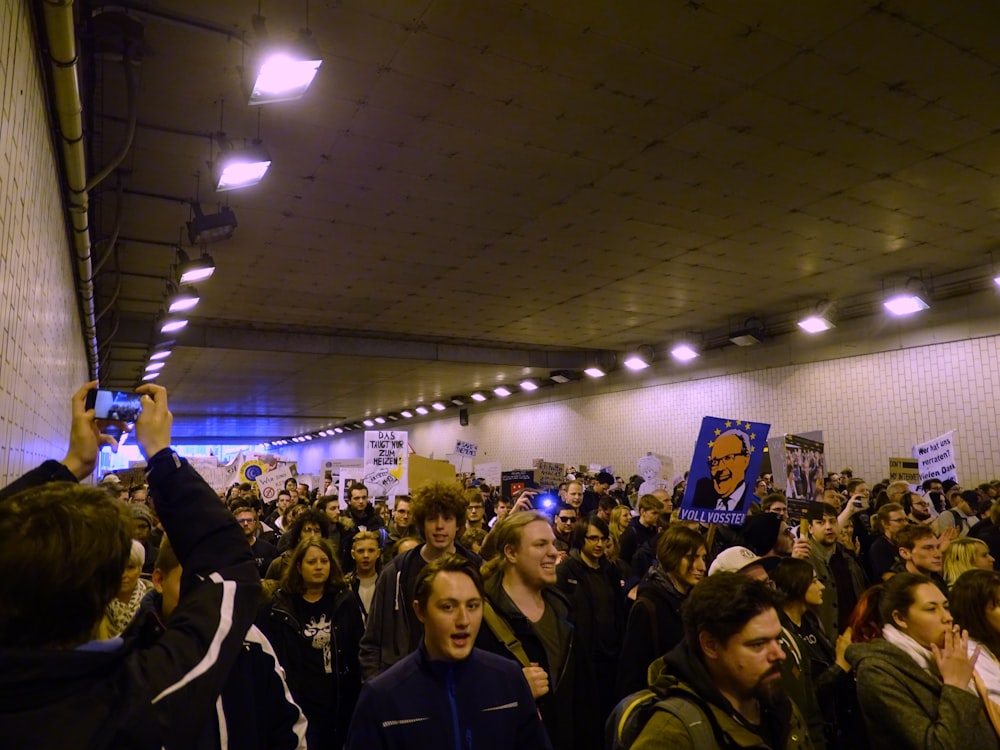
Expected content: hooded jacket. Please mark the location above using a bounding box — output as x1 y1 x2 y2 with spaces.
345 643 552 750
617 566 688 698
632 642 815 750
846 638 1000 750
475 571 581 750
0 451 261 750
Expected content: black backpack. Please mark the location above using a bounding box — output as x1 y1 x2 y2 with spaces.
605 685 733 750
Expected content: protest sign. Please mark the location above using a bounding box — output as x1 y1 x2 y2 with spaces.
338 467 366 508
678 416 772 526
501 470 536 499
783 435 824 500
446 453 473 473
239 459 267 484
455 440 478 457
475 461 502 489
363 431 408 496
534 461 565 491
889 457 921 485
637 453 671 496
256 464 294 503
913 431 958 484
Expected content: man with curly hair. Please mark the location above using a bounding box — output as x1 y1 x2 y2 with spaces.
359 480 482 678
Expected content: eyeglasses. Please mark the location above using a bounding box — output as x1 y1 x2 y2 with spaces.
585 534 610 542
236 518 255 525
708 452 748 469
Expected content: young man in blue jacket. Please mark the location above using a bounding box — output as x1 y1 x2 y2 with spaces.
346 554 551 750
0 382 261 749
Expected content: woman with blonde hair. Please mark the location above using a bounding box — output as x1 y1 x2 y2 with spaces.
102 539 152 637
608 505 631 542
944 537 995 587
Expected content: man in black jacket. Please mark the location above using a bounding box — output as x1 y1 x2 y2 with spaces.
0 382 261 749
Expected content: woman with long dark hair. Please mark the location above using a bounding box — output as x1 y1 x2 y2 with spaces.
259 536 363 749
947 568 1000 731
846 572 999 749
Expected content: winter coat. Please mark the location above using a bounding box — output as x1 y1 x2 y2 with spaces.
258 587 364 749
632 643 816 750
846 638 1000 750
807 539 869 641
0 451 261 750
345 643 552 750
616 566 687 698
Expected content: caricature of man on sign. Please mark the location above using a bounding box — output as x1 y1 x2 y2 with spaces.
679 417 771 526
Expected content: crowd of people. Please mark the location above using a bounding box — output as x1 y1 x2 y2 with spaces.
6 383 1000 749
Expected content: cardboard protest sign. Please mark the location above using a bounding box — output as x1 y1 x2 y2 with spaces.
678 416 771 526
534 461 565 491
409 454 459 491
363 431 408 496
913 431 958 484
455 440 478 457
256 464 294 504
889 457 921 485
474 461 502 488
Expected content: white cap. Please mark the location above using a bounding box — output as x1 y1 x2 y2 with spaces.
708 546 764 576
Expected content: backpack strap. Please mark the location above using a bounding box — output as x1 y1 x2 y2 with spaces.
482 600 532 667
653 689 736 750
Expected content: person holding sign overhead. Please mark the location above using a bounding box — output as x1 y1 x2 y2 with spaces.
691 429 754 512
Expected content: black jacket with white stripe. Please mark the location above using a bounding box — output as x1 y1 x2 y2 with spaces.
0 450 262 749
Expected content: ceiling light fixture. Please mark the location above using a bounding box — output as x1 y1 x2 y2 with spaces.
386 413 400 421
520 379 539 391
160 317 188 333
334 427 344 434
145 362 165 372
214 140 272 192
729 320 765 347
187 203 238 245
623 354 650 370
994 274 1000 287
884 293 929 316
248 16 322 105
494 386 512 397
176 249 216 283
450 396 466 406
149 347 172 361
400 410 414 418
141 371 160 381
584 367 606 378
374 416 386 424
798 315 835 333
431 402 446 411
415 406 429 416
167 286 200 313
549 370 577 383
470 392 487 402
671 343 699 362
363 418 375 427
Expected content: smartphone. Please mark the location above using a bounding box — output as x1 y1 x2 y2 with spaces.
85 389 142 423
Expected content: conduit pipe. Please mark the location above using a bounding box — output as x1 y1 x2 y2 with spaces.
41 0 99 378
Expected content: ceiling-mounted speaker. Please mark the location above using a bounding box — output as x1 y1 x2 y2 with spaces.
459 408 469 426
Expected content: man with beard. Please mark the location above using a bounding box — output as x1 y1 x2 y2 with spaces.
691 431 755 512
631 572 814 749
902 491 934 525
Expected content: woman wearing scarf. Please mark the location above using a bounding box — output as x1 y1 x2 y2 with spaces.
102 539 152 637
846 572 999 750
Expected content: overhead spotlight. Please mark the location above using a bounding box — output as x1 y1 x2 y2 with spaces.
248 17 323 105
176 249 216 284
798 315 835 334
400 409 414 419
145 362 165 372
341 425 353 432
304 435 313 440
994 274 1000 287
167 286 200 313
584 367 606 378
214 140 272 192
470 392 488 402
623 354 650 371
160 317 188 333
187 203 238 245
374 416 386 424
432 402 446 411
884 292 929 316
141 371 159 381
386 413 400 421
149 347 172 361
450 396 466 406
549 370 577 384
494 386 512 397
334 427 344 434
671 344 699 362
520 379 540 391
363 418 375 427
415 406 429 415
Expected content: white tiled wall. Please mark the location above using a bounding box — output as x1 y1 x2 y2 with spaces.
285 334 1000 488
0 0 88 485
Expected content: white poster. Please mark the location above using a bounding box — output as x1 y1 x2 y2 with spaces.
913 430 958 484
256 465 294 504
455 440 478 457
363 430 409 496
474 461 502 489
446 453 473 473
338 467 366 509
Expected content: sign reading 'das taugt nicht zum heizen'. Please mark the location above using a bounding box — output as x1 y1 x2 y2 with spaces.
363 431 408 496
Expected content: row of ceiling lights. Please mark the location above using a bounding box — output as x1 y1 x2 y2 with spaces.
266 274 1000 446
137 11 324 384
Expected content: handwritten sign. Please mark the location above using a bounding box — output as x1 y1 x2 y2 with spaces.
256 464 294 503
889 457 921 485
534 461 565 490
912 431 958 484
455 440 478 457
364 431 408 496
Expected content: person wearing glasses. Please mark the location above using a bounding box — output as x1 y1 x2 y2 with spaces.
551 504 578 560
556 516 625 729
690 429 754 512
233 504 278 577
